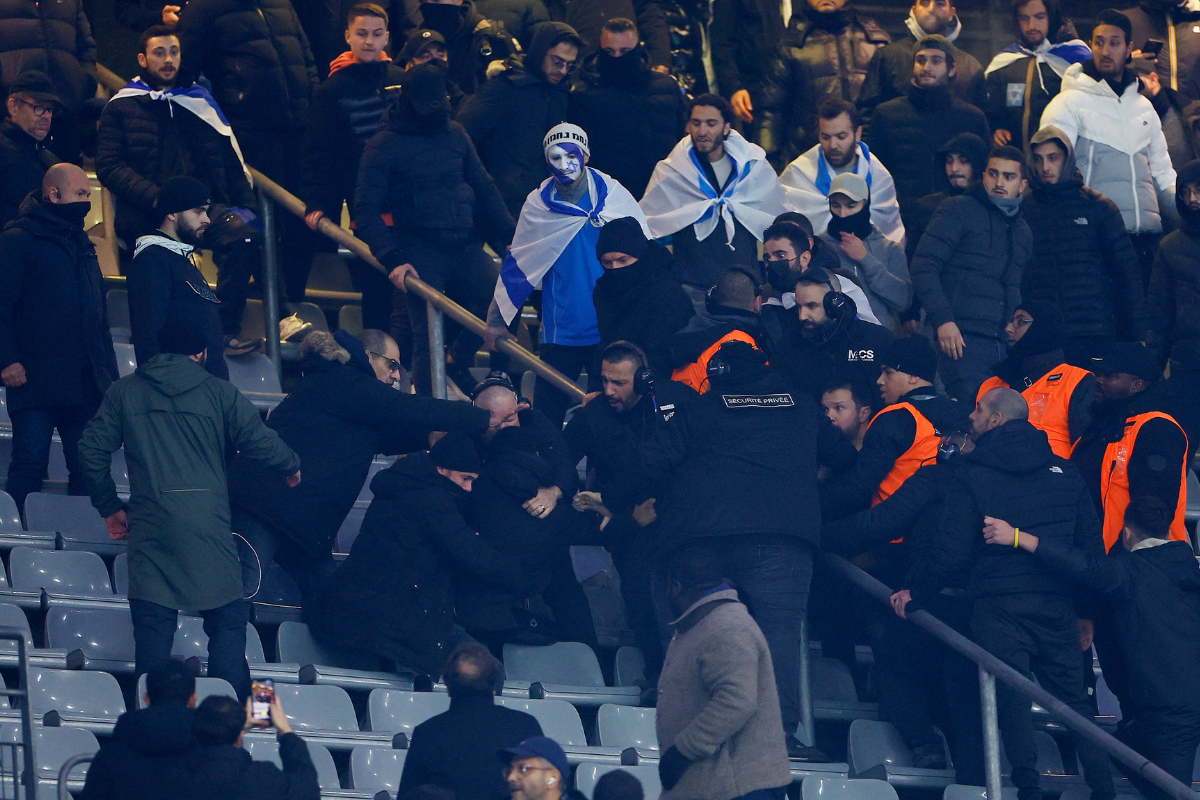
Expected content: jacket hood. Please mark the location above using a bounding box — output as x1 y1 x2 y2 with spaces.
1029 125 1083 193
111 704 197 756
371 450 467 501
968 419 1055 473
384 92 450 134
934 132 989 193
1138 541 1200 592
335 328 377 376
1062 61 1141 100
592 242 673 299
670 309 761 366
1006 298 1065 362
135 353 212 397
521 22 581 85
300 329 376 380
1176 159 1200 233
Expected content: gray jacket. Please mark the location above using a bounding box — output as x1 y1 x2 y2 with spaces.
656 588 792 800
819 226 912 332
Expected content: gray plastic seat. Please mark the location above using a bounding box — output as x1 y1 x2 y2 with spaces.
847 719 955 789
503 642 639 707
110 449 130 495
365 689 450 745
113 342 137 378
28 667 125 734
0 491 53 551
172 615 299 682
271 683 388 751
0 602 66 668
112 553 128 596
8 547 115 608
350 746 407 793
45 605 135 673
244 735 341 790
495 697 620 765
357 460 391 505
613 646 645 687
227 353 283 394
335 509 366 555
574 764 661 800
338 305 363 337
596 704 657 750
277 621 412 691
24 493 124 557
136 673 237 709
812 657 879 722
1185 469 1200 523
801 776 900 800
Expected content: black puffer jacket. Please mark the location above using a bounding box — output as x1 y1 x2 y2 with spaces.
301 59 407 220
456 21 574 217
551 0 671 69
900 131 988 260
592 242 694 372
354 96 515 269
569 52 685 197
909 419 1106 604
910 181 1030 340
0 119 57 229
0 193 118 413
1021 127 1146 344
708 0 784 99
96 92 256 244
176 0 318 131
857 31 986 122
757 5 889 165
865 82 990 204
410 0 516 96
79 704 196 800
1147 159 1200 372
0 0 96 112
309 451 533 675
228 330 490 557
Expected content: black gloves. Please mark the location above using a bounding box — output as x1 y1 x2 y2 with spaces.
658 745 692 791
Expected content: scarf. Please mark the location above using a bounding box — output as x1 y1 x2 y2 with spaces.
826 201 873 239
904 9 962 42
640 131 788 247
494 169 649 325
984 38 1092 82
113 78 251 185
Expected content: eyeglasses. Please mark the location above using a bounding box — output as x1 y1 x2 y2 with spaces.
503 763 550 778
1011 316 1033 328
367 351 402 372
13 98 54 117
547 54 578 73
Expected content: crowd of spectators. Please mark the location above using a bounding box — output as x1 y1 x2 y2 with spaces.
1 0 1199 798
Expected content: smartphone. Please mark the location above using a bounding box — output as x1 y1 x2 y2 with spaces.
251 679 274 723
1143 38 1165 57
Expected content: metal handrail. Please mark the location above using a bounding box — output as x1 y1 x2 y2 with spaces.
821 552 1196 800
56 755 92 800
0 628 39 799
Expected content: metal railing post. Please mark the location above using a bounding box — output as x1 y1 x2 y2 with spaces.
427 302 447 400
257 189 282 375
797 617 815 747
979 666 1003 800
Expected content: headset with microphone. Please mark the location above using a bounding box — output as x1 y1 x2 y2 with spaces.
797 267 856 344
705 267 762 316
470 373 530 409
601 340 657 411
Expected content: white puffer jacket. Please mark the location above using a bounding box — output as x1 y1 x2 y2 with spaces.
1041 62 1177 233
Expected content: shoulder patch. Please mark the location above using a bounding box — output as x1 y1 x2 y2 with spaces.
1047 373 1063 381
721 393 795 409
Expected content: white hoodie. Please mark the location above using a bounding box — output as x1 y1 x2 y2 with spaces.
1040 62 1177 233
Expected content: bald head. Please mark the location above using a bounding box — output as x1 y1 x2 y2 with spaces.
474 384 521 440
710 269 761 313
42 163 91 206
969 387 1028 440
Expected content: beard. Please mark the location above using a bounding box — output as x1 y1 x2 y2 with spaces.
178 220 207 246
799 320 830 341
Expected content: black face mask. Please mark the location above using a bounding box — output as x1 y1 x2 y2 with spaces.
764 259 802 294
826 202 872 240
419 2 464 37
596 45 645 89
47 199 91 227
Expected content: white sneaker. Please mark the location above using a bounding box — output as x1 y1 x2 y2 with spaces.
279 314 313 342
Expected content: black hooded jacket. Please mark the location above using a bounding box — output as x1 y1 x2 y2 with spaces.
773 314 894 413
668 306 763 371
0 192 118 413
1021 127 1147 345
456 22 575 217
909 419 1106 604
901 131 987 260
0 120 58 229
228 330 489 557
1147 159 1200 372
354 95 515 269
412 0 516 95
79 704 197 800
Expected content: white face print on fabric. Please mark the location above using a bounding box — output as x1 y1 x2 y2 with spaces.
547 143 584 184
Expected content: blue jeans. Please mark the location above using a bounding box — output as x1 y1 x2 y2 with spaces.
938 333 1006 403
7 404 98 515
129 597 252 700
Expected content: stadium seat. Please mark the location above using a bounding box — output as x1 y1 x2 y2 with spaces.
114 342 137 378
0 388 10 427
338 305 363 337
271 683 389 751
502 642 640 706
171 616 300 683
613 646 645 687
350 746 407 793
495 697 623 764
847 719 955 789
110 449 130 496
2 722 100 796
24 493 124 557
364 689 450 746
46 605 135 673
0 602 67 668
1185 469 1199 524
106 288 131 343
112 553 128 596
812 657 879 722
357 459 392 505
8 547 117 609
943 786 1019 800
0 491 54 552
277 621 413 691
135 673 238 709
596 704 657 750
226 352 285 411
801 776 900 800
28 667 125 734
574 763 662 800
244 735 342 791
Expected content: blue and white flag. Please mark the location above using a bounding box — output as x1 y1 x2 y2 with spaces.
780 141 905 244
494 168 648 325
984 38 1092 78
639 131 789 247
112 78 251 185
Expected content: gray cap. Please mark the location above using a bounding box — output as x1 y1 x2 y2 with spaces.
829 172 869 202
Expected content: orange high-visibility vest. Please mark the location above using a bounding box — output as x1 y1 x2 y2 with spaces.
868 402 939 507
671 330 758 394
1099 411 1190 552
977 364 1092 458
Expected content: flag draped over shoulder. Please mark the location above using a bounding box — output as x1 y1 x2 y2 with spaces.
639 131 788 246
494 169 648 325
984 38 1092 78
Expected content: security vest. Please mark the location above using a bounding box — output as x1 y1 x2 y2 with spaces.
977 364 1091 459
868 401 939 507
1100 411 1190 552
671 329 758 394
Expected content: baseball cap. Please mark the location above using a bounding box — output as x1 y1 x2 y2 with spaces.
829 172 868 203
498 736 570 780
399 29 446 63
1090 342 1160 381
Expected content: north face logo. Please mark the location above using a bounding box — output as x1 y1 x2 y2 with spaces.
1074 218 1088 225
1049 466 1063 473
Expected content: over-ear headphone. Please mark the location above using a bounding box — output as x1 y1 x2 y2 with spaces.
601 341 657 408
824 289 856 320
705 339 763 385
705 267 763 315
470 372 530 408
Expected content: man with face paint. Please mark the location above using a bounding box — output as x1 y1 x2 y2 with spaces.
569 17 685 197
0 163 121 513
488 122 650 426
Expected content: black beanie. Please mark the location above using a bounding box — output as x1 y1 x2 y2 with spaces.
881 336 937 384
1008 300 1065 361
158 317 209 357
595 217 649 261
156 176 211 221
430 431 482 473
